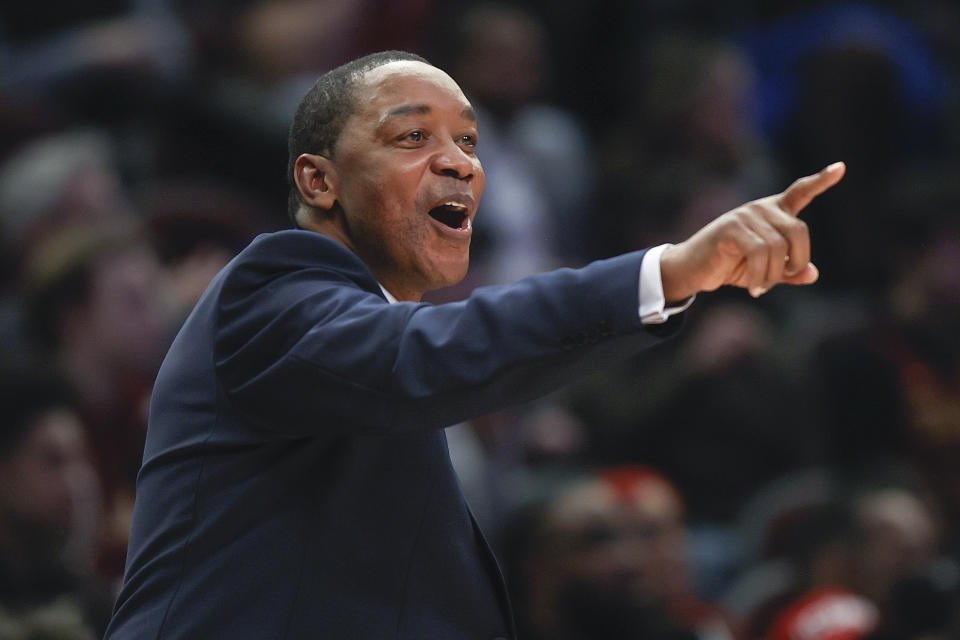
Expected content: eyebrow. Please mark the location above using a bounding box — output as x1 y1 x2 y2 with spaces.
382 104 431 122
380 104 478 125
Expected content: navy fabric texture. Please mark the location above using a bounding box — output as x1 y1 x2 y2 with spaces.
104 230 678 640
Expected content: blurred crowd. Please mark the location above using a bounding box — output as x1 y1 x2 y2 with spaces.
0 1 958 638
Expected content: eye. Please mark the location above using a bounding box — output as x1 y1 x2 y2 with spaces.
403 130 425 143
458 134 478 148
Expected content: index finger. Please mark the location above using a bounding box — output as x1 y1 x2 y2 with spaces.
778 161 846 216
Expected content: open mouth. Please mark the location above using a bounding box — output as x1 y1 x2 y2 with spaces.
428 202 471 230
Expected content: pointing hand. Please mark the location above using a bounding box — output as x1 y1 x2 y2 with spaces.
660 162 846 301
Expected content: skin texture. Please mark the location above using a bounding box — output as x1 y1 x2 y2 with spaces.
292 59 844 304
294 61 485 301
661 162 846 301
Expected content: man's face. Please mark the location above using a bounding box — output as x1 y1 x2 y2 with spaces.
85 247 166 375
0 409 94 546
543 477 689 604
330 61 485 300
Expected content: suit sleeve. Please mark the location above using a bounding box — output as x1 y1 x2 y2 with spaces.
214 248 680 436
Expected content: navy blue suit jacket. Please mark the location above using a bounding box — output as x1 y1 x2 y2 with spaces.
104 230 679 640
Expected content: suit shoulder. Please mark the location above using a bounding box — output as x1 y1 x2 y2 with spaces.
238 229 359 269
227 230 380 293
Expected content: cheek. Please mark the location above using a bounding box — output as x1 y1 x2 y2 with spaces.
352 173 395 211
474 165 487 197
349 154 425 206
345 175 418 238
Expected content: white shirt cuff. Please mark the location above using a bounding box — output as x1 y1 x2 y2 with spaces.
639 244 695 324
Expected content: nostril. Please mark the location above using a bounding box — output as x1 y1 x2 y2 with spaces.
440 168 473 181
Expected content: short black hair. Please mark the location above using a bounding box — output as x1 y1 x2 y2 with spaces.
286 50 430 223
0 363 76 459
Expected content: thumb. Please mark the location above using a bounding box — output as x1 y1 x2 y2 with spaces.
778 162 846 216
782 262 819 286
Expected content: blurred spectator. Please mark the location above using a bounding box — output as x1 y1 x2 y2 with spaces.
143 179 269 315
566 300 820 522
185 0 371 143
595 32 777 259
0 1 957 635
0 129 138 375
0 91 63 173
765 587 879 640
440 3 593 289
724 469 838 633
503 466 737 640
160 0 435 206
741 3 942 160
740 3 944 290
812 172 960 540
186 0 432 85
0 130 132 258
22 222 170 580
0 0 190 110
447 399 592 536
0 364 110 639
749 484 950 640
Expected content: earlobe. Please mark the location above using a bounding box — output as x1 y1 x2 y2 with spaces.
294 153 338 211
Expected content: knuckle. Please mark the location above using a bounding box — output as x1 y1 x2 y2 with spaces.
775 215 799 235
734 209 758 227
786 177 810 196
746 237 765 255
716 211 738 229
720 214 746 236
789 223 809 246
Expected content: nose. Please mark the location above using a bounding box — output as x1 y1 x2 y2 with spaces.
431 138 478 181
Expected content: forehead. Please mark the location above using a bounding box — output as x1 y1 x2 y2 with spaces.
351 61 473 122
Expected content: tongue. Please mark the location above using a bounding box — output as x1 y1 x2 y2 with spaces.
429 206 463 229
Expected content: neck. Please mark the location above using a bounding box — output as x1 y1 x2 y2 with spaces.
300 214 425 302
373 275 422 303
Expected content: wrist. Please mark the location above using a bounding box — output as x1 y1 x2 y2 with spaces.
659 243 699 304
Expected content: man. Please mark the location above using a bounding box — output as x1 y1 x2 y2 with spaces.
104 51 844 639
0 366 111 639
505 466 735 640
763 487 941 640
24 221 169 579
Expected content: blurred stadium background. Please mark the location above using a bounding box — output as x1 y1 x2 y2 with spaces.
0 1 958 638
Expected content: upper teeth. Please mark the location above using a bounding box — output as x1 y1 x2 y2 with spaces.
442 202 467 211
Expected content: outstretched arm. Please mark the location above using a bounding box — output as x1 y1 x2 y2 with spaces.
660 162 846 301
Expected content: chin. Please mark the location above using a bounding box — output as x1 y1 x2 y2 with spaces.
425 257 470 291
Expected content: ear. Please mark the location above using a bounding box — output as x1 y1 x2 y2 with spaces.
293 153 339 212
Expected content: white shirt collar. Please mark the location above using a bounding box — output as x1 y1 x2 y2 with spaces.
378 283 398 304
